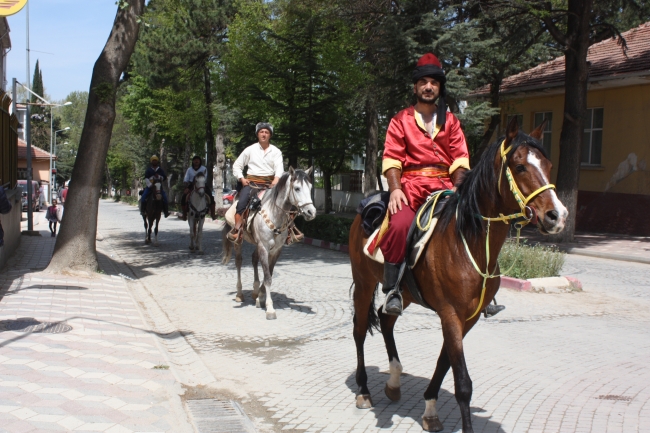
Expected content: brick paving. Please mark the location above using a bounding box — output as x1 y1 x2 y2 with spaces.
97 200 650 433
0 232 195 432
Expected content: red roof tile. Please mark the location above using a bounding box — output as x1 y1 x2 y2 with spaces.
17 139 56 160
471 21 650 97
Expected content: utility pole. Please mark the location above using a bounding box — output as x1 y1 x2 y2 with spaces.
25 1 33 232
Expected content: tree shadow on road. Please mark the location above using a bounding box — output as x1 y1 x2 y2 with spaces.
345 366 505 432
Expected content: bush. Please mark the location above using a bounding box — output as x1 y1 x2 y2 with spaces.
294 214 354 245
114 195 139 206
498 240 565 280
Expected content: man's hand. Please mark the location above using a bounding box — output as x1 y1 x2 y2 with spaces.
241 178 250 187
388 189 408 215
270 176 280 187
184 188 190 195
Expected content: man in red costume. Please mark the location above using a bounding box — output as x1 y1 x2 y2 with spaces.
380 53 470 315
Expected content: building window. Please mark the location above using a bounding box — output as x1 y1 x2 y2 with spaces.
534 112 553 157
582 108 603 166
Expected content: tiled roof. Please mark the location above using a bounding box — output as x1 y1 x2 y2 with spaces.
17 139 56 160
471 21 650 97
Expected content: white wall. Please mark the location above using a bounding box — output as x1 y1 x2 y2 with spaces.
314 188 365 213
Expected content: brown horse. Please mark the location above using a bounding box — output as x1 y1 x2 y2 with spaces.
143 175 164 246
349 118 568 433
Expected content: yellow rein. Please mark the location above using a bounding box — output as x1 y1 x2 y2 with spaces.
463 140 556 321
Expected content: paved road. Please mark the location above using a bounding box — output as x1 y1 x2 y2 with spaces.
98 200 650 433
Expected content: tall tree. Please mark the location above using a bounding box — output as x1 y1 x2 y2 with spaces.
31 60 44 114
47 0 146 274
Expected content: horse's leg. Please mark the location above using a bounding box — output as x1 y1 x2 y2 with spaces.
154 216 160 246
188 216 195 251
256 244 276 320
379 298 412 403
352 279 379 409
420 344 450 432
143 217 149 244
234 243 244 302
197 217 205 255
252 249 260 303
147 217 152 244
437 313 475 433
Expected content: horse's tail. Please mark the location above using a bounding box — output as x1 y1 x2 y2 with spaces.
221 226 232 265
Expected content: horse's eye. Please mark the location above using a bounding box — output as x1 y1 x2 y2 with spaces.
295 187 301 192
515 165 526 173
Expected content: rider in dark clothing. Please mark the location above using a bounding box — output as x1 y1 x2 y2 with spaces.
141 155 170 218
0 185 12 248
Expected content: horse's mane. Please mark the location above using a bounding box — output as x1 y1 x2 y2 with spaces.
438 131 547 241
263 169 312 205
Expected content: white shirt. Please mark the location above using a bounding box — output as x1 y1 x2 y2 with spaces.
184 165 208 183
233 143 284 180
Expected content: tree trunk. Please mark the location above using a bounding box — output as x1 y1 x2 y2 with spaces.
203 65 215 195
472 77 502 165
47 0 145 274
363 96 379 194
214 132 225 207
323 170 332 213
547 0 592 243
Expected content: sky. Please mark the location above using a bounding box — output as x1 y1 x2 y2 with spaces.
7 0 121 102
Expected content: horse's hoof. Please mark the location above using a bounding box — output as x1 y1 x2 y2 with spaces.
384 384 401 402
356 394 373 409
235 295 244 303
266 312 277 320
422 416 444 432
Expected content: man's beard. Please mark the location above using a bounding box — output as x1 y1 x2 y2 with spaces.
417 92 437 105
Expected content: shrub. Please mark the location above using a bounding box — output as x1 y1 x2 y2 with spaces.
294 214 354 245
498 240 565 280
114 195 139 206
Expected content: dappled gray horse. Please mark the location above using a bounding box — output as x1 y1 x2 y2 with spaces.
187 173 209 254
222 167 316 320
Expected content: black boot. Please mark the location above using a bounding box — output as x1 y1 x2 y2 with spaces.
483 298 505 318
382 262 404 316
163 201 170 218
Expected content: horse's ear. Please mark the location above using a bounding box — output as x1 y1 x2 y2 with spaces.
505 116 519 145
289 166 295 176
305 166 313 177
529 119 547 140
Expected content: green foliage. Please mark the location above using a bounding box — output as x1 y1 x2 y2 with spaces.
498 240 566 280
31 60 44 114
294 214 353 245
93 82 115 103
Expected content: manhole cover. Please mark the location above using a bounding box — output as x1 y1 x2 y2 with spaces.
0 318 72 334
186 399 256 433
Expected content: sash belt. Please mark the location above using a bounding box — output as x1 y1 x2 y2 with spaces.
402 165 449 178
246 175 275 187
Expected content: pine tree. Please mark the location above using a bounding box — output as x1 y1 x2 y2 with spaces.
31 60 44 114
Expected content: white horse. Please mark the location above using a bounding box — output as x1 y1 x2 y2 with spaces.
188 173 209 254
222 167 317 320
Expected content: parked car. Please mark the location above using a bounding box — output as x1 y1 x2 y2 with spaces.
222 188 235 205
17 180 40 212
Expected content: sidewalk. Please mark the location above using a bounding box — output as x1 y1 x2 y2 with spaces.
0 232 193 432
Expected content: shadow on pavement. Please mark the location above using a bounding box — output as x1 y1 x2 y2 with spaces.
345 366 505 432
228 289 315 314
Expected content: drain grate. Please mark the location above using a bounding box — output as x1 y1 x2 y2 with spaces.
597 395 632 402
186 399 256 433
0 318 72 334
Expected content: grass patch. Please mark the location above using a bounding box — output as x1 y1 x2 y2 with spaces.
294 214 354 245
498 240 565 280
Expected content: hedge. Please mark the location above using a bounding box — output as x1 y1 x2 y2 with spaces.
294 214 354 245
498 239 565 279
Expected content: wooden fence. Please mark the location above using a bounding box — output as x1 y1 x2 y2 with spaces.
0 90 18 189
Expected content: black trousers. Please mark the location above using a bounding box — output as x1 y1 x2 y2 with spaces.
236 185 252 215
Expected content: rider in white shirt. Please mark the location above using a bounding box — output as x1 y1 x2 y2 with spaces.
227 122 284 243
181 155 216 220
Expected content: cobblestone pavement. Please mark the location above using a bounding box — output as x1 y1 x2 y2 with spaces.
98 200 650 433
0 232 194 432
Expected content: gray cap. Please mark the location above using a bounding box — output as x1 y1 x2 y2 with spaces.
255 122 273 136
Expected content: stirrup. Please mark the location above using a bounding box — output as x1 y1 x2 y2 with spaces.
285 226 304 245
382 289 403 316
227 227 243 244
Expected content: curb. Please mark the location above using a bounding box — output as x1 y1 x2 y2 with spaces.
565 247 650 265
303 237 349 253
500 276 532 291
501 275 583 293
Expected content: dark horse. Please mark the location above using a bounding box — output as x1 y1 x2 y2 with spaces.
349 118 568 433
143 175 164 245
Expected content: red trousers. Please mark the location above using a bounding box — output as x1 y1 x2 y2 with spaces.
379 205 416 263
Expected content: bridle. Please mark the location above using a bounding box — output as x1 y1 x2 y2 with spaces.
461 139 556 321
188 176 208 219
260 174 314 235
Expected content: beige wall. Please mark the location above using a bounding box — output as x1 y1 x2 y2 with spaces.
18 159 51 184
499 84 650 195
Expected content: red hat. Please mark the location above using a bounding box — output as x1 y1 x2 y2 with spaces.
416 53 442 68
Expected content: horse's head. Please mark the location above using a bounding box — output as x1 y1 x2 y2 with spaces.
151 175 163 201
500 117 568 234
288 166 316 220
194 173 206 197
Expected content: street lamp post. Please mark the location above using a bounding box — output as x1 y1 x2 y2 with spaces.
49 102 72 202
52 128 70 194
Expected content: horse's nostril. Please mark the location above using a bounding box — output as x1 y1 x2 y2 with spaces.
546 210 559 222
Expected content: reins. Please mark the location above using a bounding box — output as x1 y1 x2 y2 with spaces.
259 174 313 235
461 139 556 321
